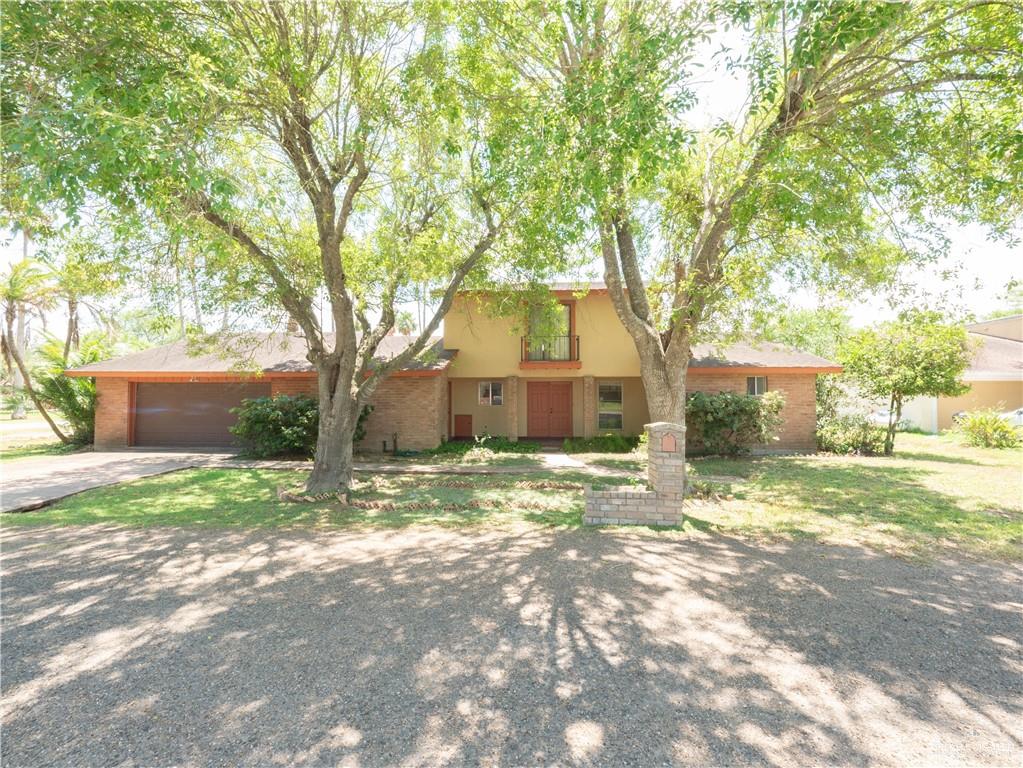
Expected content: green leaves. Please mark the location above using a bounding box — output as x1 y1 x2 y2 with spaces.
840 311 973 403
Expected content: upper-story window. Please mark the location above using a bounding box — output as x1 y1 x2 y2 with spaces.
524 301 578 362
479 381 503 406
747 376 768 396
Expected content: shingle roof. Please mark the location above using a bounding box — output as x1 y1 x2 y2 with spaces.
67 334 455 377
690 341 840 371
965 333 1023 379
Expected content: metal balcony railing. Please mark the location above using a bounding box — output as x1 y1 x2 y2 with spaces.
521 335 580 362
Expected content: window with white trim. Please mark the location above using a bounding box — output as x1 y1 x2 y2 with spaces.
478 381 504 406
597 382 624 430
746 376 768 396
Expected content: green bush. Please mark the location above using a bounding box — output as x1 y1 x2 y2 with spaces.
816 415 887 455
563 433 641 453
686 390 785 456
815 373 843 425
425 433 541 456
230 395 319 457
955 409 1022 449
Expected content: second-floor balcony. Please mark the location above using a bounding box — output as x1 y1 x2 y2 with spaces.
521 335 580 364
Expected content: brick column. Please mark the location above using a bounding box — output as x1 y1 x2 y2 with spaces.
583 375 596 438
505 375 519 441
582 421 687 526
94 377 131 449
646 421 687 496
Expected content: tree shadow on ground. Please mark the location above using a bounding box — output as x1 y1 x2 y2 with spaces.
732 458 1020 553
2 525 1020 767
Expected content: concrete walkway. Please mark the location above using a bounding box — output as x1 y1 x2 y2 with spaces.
1 451 230 513
2 449 629 513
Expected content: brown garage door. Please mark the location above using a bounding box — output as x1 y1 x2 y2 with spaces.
134 382 271 447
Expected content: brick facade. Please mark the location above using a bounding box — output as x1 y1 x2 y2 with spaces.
90 369 816 454
505 375 519 441
273 373 449 453
357 373 448 452
270 378 317 398
94 377 131 450
688 372 816 451
583 375 596 438
584 421 686 526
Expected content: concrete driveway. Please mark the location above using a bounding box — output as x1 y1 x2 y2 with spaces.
0 451 233 513
1 524 1020 767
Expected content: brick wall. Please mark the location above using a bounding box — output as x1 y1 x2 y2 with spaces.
94 377 131 449
688 372 816 451
505 375 518 441
270 377 317 398
357 374 447 452
584 422 686 526
270 374 447 452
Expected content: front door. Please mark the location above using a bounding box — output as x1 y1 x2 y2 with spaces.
526 381 573 437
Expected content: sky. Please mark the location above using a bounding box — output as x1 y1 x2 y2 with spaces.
3 23 1020 338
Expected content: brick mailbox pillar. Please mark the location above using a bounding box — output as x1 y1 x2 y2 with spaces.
583 421 687 527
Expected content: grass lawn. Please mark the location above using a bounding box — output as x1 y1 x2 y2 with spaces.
689 433 1023 560
0 411 76 461
1 468 630 529
0 441 81 461
4 432 1019 560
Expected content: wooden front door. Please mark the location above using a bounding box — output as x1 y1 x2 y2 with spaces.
526 381 573 437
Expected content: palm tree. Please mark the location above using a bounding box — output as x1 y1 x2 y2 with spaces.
0 259 69 441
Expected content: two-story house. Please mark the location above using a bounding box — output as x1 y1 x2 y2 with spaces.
72 283 840 451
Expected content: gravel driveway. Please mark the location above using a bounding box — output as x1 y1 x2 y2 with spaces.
2 524 1020 767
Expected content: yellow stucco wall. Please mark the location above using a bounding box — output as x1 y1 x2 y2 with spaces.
937 380 1023 430
444 291 642 378
449 378 510 436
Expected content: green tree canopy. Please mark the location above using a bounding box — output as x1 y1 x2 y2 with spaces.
4 0 569 491
841 311 972 454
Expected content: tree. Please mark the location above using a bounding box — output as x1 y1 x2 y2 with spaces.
471 0 1022 486
761 306 853 424
394 310 417 336
36 223 127 362
34 332 113 444
841 312 971 454
0 260 70 441
984 282 1023 320
5 1 562 493
760 307 852 359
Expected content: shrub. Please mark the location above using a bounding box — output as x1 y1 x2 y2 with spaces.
815 373 843 425
426 433 541 457
686 390 785 456
230 395 319 458
816 415 886 455
563 433 640 453
955 409 1022 449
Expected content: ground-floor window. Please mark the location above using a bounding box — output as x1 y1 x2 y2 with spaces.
597 382 623 430
478 381 504 406
747 376 768 395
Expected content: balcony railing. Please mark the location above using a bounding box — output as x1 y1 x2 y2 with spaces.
521 335 580 362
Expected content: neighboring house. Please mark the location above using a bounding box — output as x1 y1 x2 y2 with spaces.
67 283 839 451
900 314 1023 432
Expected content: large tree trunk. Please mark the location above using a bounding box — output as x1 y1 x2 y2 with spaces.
63 297 79 363
637 350 689 490
11 307 27 419
304 361 360 495
2 325 70 443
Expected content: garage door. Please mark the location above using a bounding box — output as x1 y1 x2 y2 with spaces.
133 382 271 447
